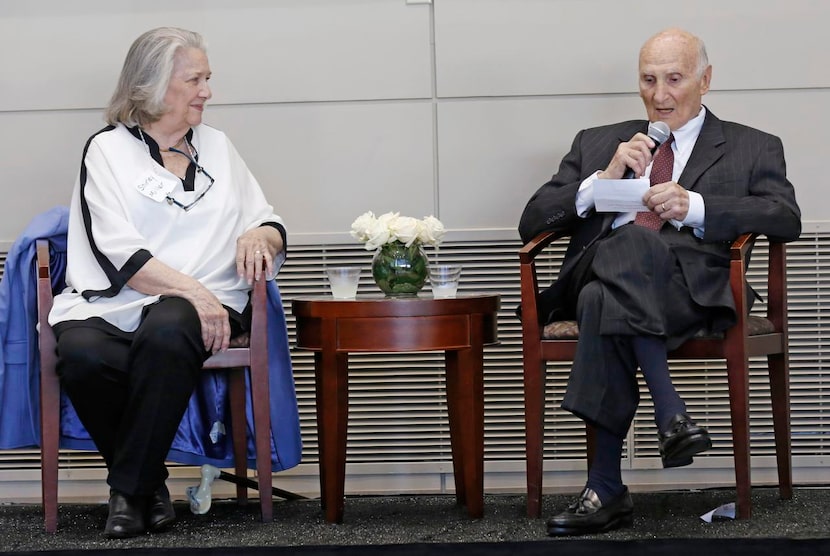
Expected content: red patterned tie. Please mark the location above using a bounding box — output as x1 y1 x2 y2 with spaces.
634 133 674 230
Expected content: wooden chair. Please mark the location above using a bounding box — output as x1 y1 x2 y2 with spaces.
35 238 274 533
519 231 793 520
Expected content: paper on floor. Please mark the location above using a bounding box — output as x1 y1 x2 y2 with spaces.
700 502 736 522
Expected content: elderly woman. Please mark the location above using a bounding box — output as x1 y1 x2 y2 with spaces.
49 27 287 538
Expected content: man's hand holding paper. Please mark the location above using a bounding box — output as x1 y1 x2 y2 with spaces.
594 178 651 212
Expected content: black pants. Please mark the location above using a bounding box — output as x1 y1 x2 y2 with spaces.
561 225 709 437
54 297 209 497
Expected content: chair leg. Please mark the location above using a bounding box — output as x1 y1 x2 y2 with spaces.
523 355 545 518
40 342 61 533
228 369 249 505
725 350 752 519
767 352 793 500
250 361 273 522
40 378 60 533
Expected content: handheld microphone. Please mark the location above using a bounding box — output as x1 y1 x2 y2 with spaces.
621 121 671 179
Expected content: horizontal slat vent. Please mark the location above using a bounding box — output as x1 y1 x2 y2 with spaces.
1 233 829 476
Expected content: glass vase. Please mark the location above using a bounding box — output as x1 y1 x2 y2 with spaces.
371 240 428 296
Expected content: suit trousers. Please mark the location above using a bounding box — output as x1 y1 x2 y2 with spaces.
561 225 709 436
54 296 209 496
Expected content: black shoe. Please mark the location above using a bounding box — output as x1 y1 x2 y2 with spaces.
104 489 146 538
659 413 712 467
546 487 633 536
662 455 694 468
146 484 176 533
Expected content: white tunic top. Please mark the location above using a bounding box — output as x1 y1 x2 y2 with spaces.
49 123 285 332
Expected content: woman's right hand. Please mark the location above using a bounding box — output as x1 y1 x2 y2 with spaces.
126 258 231 354
183 285 231 354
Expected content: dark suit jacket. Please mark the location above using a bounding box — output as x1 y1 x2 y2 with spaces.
518 108 802 329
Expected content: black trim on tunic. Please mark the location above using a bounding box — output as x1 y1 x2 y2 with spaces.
77 125 145 301
126 126 197 190
78 125 287 301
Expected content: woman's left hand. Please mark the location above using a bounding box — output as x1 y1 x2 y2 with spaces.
236 227 283 284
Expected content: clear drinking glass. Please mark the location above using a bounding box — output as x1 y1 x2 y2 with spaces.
325 267 361 299
429 264 462 298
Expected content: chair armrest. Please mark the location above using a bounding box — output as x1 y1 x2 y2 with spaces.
519 230 569 264
727 232 789 332
727 234 756 331
729 233 757 262
766 240 788 331
725 231 789 351
36 239 55 325
518 230 570 331
35 239 61 490
247 268 269 361
36 239 51 281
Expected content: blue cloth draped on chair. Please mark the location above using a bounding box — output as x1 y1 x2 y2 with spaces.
0 207 302 471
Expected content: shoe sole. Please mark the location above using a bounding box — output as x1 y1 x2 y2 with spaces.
661 433 712 462
662 455 693 468
148 516 176 533
104 526 145 539
547 512 634 536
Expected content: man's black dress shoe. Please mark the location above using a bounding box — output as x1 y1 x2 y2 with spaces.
659 413 712 468
662 454 694 469
546 487 633 536
146 484 176 533
104 489 146 538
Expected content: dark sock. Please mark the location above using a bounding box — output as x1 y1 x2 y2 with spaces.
585 426 625 504
632 335 686 432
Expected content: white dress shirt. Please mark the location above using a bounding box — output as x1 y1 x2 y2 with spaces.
575 106 707 237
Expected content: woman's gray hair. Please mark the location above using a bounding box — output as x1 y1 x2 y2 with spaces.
105 27 206 127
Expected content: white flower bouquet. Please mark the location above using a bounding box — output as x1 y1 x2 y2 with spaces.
350 211 446 296
350 211 445 251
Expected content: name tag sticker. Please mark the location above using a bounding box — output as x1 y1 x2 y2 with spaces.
135 169 177 202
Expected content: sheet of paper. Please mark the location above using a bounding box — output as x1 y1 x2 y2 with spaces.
700 502 736 523
594 178 650 212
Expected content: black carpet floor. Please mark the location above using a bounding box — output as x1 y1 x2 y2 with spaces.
5 538 830 556
1 487 828 554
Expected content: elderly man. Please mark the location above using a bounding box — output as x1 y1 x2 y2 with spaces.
518 28 801 536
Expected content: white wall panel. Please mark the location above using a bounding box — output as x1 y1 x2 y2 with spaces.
437 95 643 237
204 0 432 104
0 110 104 241
437 90 830 235
1 2 828 240
0 101 437 246
205 101 435 244
0 2 208 112
0 0 431 111
434 0 830 98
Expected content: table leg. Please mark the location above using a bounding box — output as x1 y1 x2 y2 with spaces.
444 314 485 518
445 352 466 506
314 346 349 523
